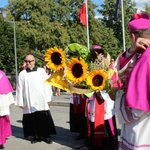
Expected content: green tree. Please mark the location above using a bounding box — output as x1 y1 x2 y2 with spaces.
98 0 137 54
0 0 124 73
144 3 150 14
8 0 108 50
0 17 16 73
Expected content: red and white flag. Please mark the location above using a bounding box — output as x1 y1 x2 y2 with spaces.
78 0 87 26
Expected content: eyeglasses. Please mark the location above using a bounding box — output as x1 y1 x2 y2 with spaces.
24 60 34 63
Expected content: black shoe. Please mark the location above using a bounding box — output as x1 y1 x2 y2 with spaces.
36 137 41 142
75 135 84 140
31 138 38 144
31 137 41 144
42 137 53 144
0 145 4 149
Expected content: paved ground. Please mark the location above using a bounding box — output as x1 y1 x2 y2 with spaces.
3 92 120 150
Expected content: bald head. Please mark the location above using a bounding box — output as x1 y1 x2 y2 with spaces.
24 55 35 69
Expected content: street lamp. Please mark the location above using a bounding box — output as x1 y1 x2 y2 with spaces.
0 8 18 89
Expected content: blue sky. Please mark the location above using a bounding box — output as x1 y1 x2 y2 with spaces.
0 0 8 7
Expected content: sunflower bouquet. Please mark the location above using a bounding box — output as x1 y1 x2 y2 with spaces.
44 43 113 94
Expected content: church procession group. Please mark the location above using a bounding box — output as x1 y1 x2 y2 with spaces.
1 11 150 150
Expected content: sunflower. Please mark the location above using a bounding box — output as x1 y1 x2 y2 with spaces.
44 46 65 71
65 57 88 84
86 70 108 91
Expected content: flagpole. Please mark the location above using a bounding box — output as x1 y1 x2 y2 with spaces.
121 0 126 51
85 0 90 49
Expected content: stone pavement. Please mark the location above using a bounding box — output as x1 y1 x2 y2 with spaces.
4 92 120 150
51 92 70 107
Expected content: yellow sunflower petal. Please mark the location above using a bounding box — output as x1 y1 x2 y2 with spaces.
86 70 108 91
65 57 88 84
44 46 65 71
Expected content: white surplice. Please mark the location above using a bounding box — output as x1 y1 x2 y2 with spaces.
86 91 115 122
16 68 53 114
115 90 150 150
0 92 14 116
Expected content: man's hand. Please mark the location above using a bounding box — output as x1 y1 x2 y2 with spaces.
48 102 51 106
129 38 150 53
19 106 24 109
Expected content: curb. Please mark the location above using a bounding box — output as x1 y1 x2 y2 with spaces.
51 102 70 107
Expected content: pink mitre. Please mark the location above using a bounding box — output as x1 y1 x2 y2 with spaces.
92 45 102 50
129 13 150 32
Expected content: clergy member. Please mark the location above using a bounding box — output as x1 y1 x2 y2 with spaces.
16 54 56 144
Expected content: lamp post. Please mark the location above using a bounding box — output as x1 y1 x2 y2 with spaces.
0 8 18 89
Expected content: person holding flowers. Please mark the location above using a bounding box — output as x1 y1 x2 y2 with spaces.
113 12 150 150
43 43 121 149
44 44 88 140
83 45 122 150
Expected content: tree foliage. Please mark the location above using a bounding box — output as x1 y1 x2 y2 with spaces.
0 17 16 73
0 0 149 73
144 3 150 14
98 0 137 53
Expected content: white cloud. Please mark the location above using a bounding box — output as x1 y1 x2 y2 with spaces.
134 0 149 3
132 0 150 12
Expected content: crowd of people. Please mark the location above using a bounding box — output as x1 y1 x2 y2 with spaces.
1 12 150 150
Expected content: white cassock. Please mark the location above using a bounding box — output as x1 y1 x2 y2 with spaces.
16 67 53 114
